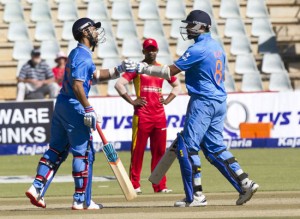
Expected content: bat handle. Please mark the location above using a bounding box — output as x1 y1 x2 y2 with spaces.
96 123 108 145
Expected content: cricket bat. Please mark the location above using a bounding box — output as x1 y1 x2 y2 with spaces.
96 123 137 201
148 138 178 185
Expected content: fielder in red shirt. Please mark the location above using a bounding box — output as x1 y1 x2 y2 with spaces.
115 38 181 193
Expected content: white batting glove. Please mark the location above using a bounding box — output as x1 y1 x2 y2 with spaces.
116 59 137 73
136 62 149 74
84 106 97 130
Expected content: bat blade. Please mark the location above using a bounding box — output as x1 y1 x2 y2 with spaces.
102 142 137 201
148 139 177 185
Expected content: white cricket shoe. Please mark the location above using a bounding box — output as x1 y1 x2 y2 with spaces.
25 185 46 208
135 187 142 194
72 200 103 210
236 180 259 205
174 192 207 207
159 188 173 193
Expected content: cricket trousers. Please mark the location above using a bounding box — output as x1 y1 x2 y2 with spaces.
130 115 167 192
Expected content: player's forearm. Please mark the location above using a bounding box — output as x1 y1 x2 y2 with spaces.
93 68 120 83
73 80 91 108
120 93 134 105
164 93 176 105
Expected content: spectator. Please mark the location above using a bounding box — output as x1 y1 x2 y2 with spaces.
52 51 67 87
16 49 60 101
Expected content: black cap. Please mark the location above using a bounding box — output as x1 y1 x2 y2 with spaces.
31 48 41 56
181 10 211 27
72 18 101 41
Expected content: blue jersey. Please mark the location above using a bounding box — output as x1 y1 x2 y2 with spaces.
175 33 227 102
60 43 96 99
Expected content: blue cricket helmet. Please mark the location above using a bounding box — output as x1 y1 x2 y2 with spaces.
72 18 101 41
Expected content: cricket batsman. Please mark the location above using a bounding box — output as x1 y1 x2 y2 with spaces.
25 18 135 210
132 10 259 207
114 38 181 194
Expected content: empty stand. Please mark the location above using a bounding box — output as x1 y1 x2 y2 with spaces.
230 35 252 55
241 73 263 92
57 2 78 21
3 2 24 23
224 18 247 38
165 0 186 19
219 0 241 18
138 0 159 20
269 72 293 91
246 0 269 18
87 0 109 21
111 1 133 20
235 54 259 74
30 2 51 22
97 38 119 59
116 20 138 40
251 17 275 37
40 40 60 60
12 41 33 60
143 20 165 39
262 53 287 74
35 21 56 41
7 21 29 41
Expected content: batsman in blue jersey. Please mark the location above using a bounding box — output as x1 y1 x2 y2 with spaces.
135 10 259 207
25 18 135 210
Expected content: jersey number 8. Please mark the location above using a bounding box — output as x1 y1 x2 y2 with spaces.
214 60 223 85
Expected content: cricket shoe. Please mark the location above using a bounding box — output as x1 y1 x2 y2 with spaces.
135 187 142 195
174 192 207 207
158 188 173 193
236 180 259 205
25 185 46 208
72 200 103 210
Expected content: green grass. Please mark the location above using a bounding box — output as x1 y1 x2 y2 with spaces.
0 148 299 198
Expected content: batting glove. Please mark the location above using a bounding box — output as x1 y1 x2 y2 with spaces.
136 62 149 74
84 106 97 130
116 59 137 73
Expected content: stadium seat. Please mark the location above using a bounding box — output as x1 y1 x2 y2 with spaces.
27 0 47 3
16 59 28 76
156 37 171 56
224 72 236 92
165 0 186 19
262 53 287 74
107 80 120 96
102 57 121 69
3 2 24 23
143 20 165 39
1 0 20 4
193 0 214 17
213 36 225 50
170 19 182 39
89 85 100 96
224 18 246 38
210 18 220 38
122 37 143 57
35 21 56 41
13 41 33 60
157 55 173 65
230 35 252 55
58 2 78 21
101 20 114 39
138 0 160 20
67 40 78 55
258 35 278 54
269 72 293 91
111 1 133 20
116 20 138 40
219 0 241 18
87 0 109 21
30 2 51 22
251 18 275 37
235 54 259 74
246 0 269 18
62 21 75 41
241 73 263 92
176 37 193 56
97 38 119 59
40 40 60 60
7 21 29 41
45 59 57 69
